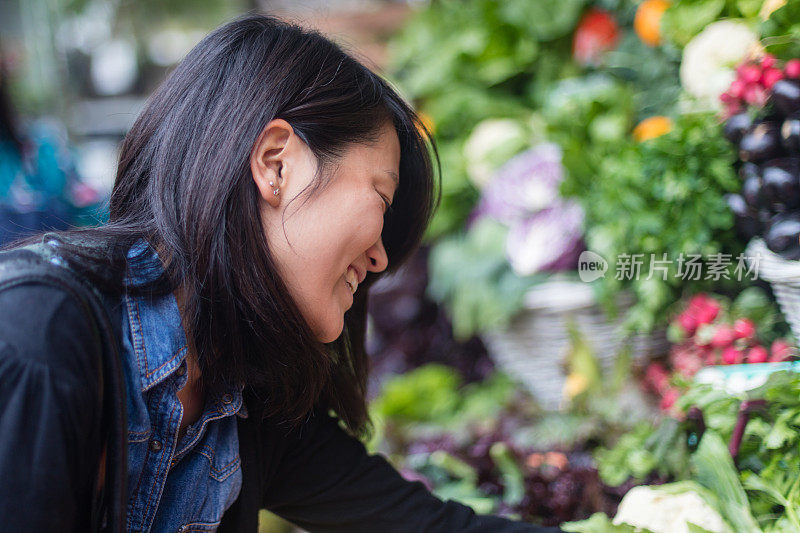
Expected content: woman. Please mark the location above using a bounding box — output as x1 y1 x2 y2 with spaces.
0 15 562 533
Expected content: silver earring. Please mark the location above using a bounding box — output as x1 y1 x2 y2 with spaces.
271 167 282 195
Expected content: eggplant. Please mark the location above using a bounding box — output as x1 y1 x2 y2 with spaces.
724 112 753 146
764 211 800 259
742 175 764 210
762 157 800 211
739 121 784 163
770 80 800 117
725 193 761 239
782 114 800 153
739 162 760 183
759 208 773 226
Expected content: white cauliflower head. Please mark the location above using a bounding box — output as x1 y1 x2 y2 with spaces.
679 20 761 110
463 118 530 189
613 485 731 533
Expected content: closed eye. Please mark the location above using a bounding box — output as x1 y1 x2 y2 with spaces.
380 194 393 215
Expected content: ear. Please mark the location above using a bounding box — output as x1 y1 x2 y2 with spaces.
250 118 295 208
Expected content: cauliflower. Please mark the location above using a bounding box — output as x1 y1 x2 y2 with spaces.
463 118 531 189
613 485 731 533
679 20 761 110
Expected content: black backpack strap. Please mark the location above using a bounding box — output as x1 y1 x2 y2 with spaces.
0 244 128 533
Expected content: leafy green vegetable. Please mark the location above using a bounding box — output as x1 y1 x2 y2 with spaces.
498 0 587 42
692 431 762 532
489 442 526 506
595 417 690 486
560 111 744 334
370 364 461 424
660 0 727 47
596 370 800 531
760 0 800 59
388 0 580 239
561 512 646 532
426 218 546 340
660 0 763 48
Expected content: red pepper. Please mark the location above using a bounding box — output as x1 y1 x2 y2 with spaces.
572 8 620 66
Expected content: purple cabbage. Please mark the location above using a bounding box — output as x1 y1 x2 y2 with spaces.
470 143 564 226
505 202 584 276
468 144 585 276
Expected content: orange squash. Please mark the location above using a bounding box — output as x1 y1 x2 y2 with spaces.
635 0 670 47
633 116 673 142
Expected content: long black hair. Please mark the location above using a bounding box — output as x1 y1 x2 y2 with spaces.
21 14 439 436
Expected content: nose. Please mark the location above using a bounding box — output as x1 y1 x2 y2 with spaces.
366 237 389 274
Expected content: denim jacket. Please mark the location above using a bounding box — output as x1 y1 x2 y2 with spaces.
122 241 247 532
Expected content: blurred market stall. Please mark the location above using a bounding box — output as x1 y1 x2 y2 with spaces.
368 0 800 530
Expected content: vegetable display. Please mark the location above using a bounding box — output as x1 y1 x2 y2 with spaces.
369 364 648 526
644 289 793 410
583 369 800 532
379 2 800 530
723 57 800 259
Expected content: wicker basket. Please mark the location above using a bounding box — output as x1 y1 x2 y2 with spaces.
481 274 669 410
746 238 800 344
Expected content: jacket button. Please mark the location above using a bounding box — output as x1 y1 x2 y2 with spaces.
221 393 233 405
149 439 162 452
175 364 186 377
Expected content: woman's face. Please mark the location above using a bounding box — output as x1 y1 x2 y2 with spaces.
253 120 400 343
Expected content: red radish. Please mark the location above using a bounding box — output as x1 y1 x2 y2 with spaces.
747 345 769 364
660 388 680 411
733 318 755 340
711 325 736 348
671 345 704 377
694 324 716 347
688 293 711 311
761 68 784 89
678 312 698 336
729 79 746 99
740 65 762 84
695 301 720 325
761 54 777 69
572 8 620 66
744 84 768 106
785 59 800 79
722 346 743 365
645 362 670 393
697 306 719 324
723 101 743 117
704 348 719 366
770 339 793 362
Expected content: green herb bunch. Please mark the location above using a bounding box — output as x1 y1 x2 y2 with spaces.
560 111 744 334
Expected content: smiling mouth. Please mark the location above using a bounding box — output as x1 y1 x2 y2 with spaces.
345 266 358 295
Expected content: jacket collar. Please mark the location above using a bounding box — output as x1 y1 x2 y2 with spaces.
124 240 186 392
124 240 247 418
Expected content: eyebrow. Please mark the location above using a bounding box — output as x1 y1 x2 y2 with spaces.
386 170 399 187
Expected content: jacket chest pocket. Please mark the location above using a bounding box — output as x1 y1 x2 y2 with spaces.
196 443 241 483
179 424 243 527
145 416 243 532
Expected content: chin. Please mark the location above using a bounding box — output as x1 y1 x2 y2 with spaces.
315 318 345 344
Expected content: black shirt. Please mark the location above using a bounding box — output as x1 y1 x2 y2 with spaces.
0 281 562 532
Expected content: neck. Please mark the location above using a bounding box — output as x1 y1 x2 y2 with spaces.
174 286 204 394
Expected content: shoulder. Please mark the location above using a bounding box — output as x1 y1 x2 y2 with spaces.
0 275 103 384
